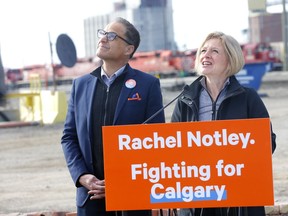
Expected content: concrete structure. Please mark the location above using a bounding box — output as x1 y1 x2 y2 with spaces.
84 0 177 58
249 13 282 43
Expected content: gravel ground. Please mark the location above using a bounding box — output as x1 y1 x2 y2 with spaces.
0 72 287 215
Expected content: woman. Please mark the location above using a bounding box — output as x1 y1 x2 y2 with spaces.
171 32 276 216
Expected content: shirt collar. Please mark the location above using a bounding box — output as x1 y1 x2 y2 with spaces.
101 65 126 87
101 65 126 79
200 76 230 90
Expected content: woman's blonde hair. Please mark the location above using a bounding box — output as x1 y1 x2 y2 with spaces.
194 31 245 76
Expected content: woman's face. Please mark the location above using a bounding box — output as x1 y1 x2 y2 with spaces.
197 38 229 79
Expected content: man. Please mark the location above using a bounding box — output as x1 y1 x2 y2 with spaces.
61 17 165 216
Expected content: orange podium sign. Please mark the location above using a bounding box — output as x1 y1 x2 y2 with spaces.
102 118 274 211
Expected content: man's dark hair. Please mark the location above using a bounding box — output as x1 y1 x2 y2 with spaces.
115 17 140 58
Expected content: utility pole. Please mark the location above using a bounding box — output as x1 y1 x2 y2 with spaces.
48 32 57 92
0 46 6 100
282 0 288 71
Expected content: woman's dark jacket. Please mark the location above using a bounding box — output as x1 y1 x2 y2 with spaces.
171 75 276 153
171 75 276 216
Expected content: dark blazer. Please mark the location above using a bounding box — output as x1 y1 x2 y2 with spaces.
61 64 165 207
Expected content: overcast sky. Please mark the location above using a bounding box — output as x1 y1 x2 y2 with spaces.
0 0 252 68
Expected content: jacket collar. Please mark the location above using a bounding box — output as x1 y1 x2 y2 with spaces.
182 75 244 101
90 63 137 124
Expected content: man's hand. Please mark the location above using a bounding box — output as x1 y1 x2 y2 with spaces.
79 174 105 199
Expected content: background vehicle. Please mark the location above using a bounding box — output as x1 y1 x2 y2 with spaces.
4 42 282 85
241 42 282 71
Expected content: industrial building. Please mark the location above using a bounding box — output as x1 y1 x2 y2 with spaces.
84 0 177 58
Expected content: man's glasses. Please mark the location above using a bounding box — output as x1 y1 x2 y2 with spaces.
97 29 132 45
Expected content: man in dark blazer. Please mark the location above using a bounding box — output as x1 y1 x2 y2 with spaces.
61 17 165 216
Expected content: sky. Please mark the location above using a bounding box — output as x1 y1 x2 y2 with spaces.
0 0 252 68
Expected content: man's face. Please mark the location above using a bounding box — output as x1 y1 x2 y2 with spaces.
96 22 132 61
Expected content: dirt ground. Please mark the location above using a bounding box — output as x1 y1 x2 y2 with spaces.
0 73 287 215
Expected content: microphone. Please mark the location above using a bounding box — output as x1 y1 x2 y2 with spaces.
142 84 190 124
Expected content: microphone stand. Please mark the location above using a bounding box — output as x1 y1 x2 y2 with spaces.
142 85 189 124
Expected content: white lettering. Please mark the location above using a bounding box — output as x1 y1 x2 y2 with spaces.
150 182 226 202
118 132 182 150
216 159 244 177
131 162 211 183
187 130 253 149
